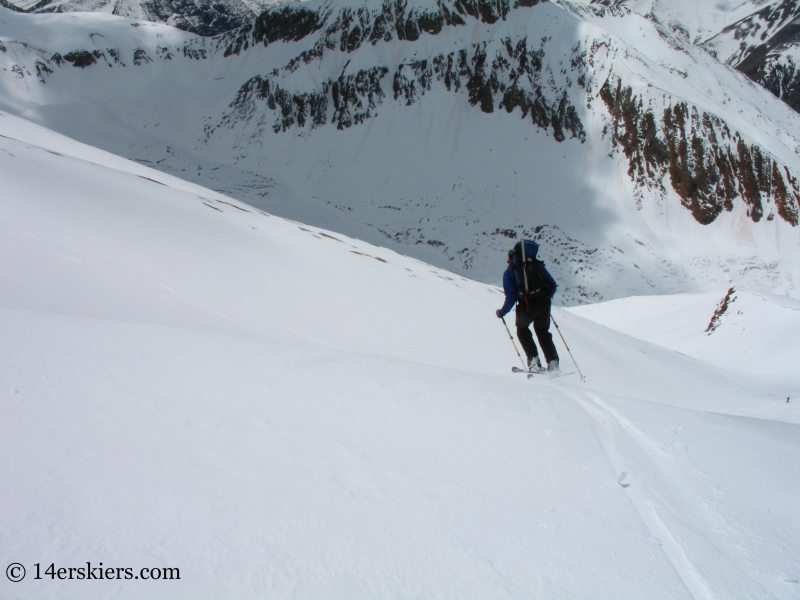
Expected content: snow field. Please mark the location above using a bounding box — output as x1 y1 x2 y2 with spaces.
568 288 800 386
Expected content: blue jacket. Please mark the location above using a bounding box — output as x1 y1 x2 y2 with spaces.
498 263 557 317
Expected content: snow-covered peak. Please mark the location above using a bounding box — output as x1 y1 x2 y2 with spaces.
574 0 800 116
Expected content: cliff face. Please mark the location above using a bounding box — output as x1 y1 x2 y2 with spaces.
599 77 799 227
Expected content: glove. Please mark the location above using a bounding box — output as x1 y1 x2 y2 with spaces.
496 309 503 318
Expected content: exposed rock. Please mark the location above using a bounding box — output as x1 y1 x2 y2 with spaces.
35 58 53 81
133 48 152 65
600 76 799 226
224 65 389 132
393 39 585 141
62 50 97 67
220 0 541 58
252 6 327 45
740 53 800 115
222 32 585 143
139 0 255 36
706 287 735 333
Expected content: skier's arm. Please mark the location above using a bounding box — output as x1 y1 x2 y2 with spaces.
497 268 517 317
542 264 558 298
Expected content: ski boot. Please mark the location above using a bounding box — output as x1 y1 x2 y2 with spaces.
527 356 543 373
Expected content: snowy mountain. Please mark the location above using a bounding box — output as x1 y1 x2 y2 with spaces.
5 0 268 35
2 0 799 305
12 0 800 116
2 105 799 600
584 0 765 45
584 0 800 115
17 0 800 119
704 0 800 114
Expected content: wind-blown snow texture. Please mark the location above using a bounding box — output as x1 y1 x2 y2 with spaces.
2 108 799 600
1 0 799 304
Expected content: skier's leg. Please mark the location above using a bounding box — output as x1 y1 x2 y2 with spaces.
515 308 539 361
532 299 559 364
516 326 538 360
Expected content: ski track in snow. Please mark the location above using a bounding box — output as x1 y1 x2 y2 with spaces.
160 283 289 343
573 390 716 600
567 388 790 600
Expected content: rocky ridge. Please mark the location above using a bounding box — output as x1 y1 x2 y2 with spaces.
11 0 800 125
599 76 799 227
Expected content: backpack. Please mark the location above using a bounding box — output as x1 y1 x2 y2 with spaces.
510 239 556 303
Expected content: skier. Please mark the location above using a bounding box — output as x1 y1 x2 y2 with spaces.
496 240 560 373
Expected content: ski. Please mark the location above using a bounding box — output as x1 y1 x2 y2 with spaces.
512 366 575 379
540 371 575 380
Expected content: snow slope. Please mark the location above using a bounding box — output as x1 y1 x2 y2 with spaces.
578 0 766 44
588 0 800 116
2 110 800 599
567 287 800 384
0 108 509 373
1 2 799 305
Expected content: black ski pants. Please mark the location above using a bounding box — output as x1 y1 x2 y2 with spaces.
516 297 559 364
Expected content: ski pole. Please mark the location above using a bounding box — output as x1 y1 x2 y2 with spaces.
550 314 585 381
501 315 527 370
